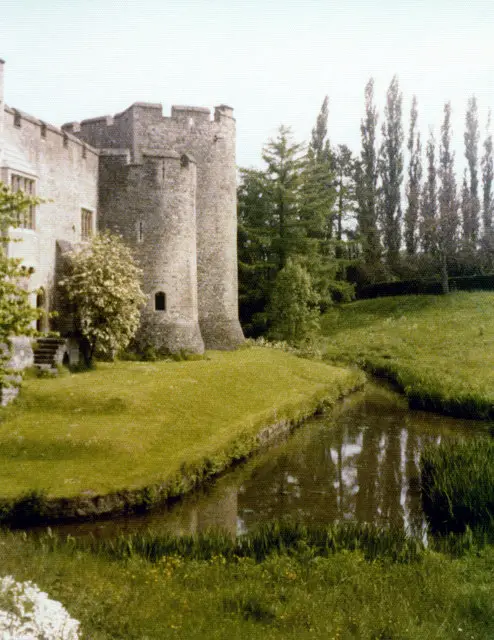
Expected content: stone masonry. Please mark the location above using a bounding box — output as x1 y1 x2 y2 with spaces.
0 59 244 381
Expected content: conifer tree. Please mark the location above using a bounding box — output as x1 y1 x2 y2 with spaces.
438 102 459 293
420 130 438 255
379 75 404 268
404 95 422 256
463 95 480 245
356 78 381 268
262 125 306 270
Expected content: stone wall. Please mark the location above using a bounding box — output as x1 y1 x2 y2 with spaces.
1 73 99 321
73 102 244 351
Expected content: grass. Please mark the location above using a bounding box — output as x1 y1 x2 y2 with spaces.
0 347 362 511
320 291 494 419
421 438 494 533
1 525 494 639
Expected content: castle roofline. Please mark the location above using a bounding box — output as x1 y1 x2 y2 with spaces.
172 105 210 114
5 105 99 155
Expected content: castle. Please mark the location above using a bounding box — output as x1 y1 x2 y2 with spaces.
0 59 244 377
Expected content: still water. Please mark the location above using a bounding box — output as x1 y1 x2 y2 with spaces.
44 385 489 540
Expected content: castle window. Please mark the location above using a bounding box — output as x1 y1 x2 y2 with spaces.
82 145 87 159
13 110 21 128
81 208 93 241
10 174 36 229
63 133 69 149
138 220 144 243
40 123 47 138
155 292 166 311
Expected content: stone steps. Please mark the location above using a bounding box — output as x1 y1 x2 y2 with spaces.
33 338 67 371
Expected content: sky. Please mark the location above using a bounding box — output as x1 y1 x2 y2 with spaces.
2 0 494 173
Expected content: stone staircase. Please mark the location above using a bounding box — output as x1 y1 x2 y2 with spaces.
33 337 67 373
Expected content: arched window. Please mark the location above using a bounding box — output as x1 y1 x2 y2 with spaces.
155 291 166 311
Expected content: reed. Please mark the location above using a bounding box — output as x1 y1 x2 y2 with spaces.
421 438 494 533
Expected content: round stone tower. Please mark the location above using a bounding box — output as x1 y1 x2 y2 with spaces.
98 149 204 354
170 105 244 349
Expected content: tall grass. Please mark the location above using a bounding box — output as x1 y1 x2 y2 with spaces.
421 438 494 533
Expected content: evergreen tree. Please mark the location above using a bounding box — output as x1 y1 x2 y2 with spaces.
356 78 381 268
438 102 459 293
404 95 422 256
262 125 306 270
464 96 481 245
420 129 438 255
379 75 404 268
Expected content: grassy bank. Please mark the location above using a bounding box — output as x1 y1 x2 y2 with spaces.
1 525 493 639
0 347 362 522
421 438 494 533
321 291 494 419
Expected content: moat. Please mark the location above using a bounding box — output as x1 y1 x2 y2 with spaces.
41 384 489 541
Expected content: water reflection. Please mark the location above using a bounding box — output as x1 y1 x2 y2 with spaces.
43 385 489 540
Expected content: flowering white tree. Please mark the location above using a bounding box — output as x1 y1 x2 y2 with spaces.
0 575 80 639
59 231 147 366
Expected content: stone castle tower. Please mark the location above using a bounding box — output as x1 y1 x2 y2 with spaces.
63 102 244 353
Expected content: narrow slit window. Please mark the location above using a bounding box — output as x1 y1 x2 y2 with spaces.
81 208 93 240
138 220 144 243
13 110 21 127
10 174 36 229
155 292 166 311
40 123 47 138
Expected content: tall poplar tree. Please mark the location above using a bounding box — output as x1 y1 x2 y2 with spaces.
420 130 438 255
481 110 494 263
379 75 404 268
404 95 422 256
309 95 331 163
356 78 381 268
333 144 357 258
438 102 459 293
463 95 480 245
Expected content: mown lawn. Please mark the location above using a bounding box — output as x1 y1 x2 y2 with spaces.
1 528 493 640
0 347 362 501
320 291 494 419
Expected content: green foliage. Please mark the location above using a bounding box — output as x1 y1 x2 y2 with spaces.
59 231 147 366
268 259 320 343
0 182 44 389
421 438 494 533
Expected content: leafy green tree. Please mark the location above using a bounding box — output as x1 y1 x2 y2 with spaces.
419 129 438 256
333 144 357 259
438 102 460 293
379 75 404 269
404 96 422 256
309 95 331 163
463 95 480 245
237 167 278 335
267 258 320 343
356 78 381 270
481 110 494 267
0 182 42 389
59 232 146 366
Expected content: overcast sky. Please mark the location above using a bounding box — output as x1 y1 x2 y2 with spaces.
2 0 494 173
